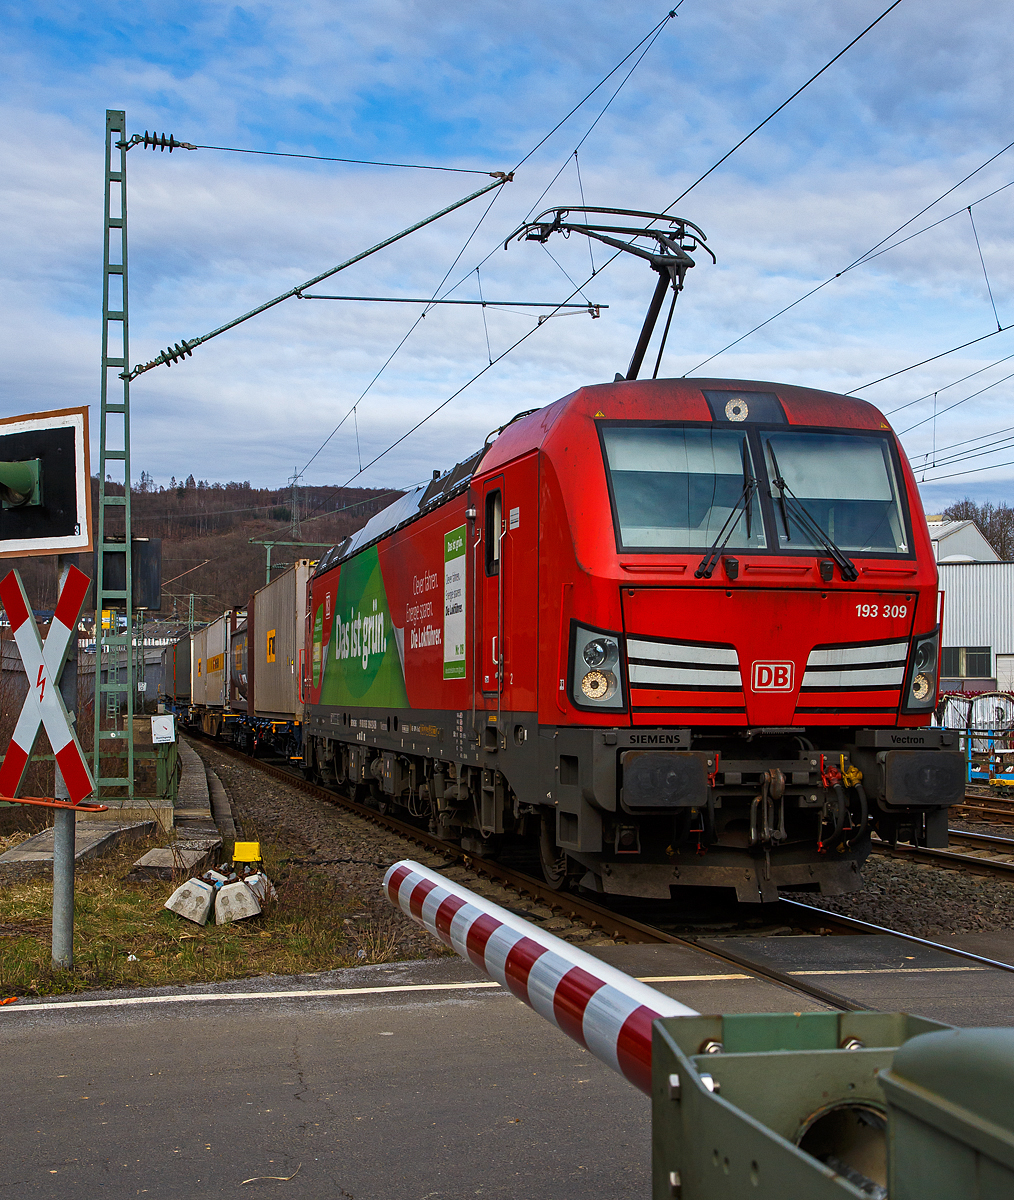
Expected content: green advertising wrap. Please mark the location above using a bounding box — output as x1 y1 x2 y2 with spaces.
318 546 409 708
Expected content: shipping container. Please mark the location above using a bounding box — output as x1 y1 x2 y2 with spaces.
192 616 228 708
251 561 311 719
160 632 191 702
230 617 249 713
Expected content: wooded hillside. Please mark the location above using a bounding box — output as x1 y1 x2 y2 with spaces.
3 475 398 621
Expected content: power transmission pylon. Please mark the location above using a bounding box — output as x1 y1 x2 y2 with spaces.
289 467 302 541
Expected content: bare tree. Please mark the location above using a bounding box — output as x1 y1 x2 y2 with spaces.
943 499 1014 560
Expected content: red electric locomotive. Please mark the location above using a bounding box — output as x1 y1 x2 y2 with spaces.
303 375 963 903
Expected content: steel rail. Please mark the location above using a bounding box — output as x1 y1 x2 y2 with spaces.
953 792 1014 822
778 898 1014 979
189 735 865 1011
948 828 1014 851
188 734 1014 1006
872 834 1014 880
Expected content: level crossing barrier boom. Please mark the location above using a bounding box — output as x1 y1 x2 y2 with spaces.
385 859 1014 1198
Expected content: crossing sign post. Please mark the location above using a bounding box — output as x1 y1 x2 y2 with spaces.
0 564 103 971
0 566 94 803
0 403 98 970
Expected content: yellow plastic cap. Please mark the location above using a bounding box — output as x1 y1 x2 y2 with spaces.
232 841 262 862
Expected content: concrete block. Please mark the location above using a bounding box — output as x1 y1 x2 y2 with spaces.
164 878 214 925
215 880 261 924
243 872 277 903
0 820 154 867
132 845 216 880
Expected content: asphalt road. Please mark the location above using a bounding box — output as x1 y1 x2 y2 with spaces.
9 930 1009 1199
0 946 827 1200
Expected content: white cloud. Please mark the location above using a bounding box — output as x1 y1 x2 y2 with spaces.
1 0 1013 509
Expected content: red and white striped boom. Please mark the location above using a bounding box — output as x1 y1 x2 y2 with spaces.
384 859 696 1094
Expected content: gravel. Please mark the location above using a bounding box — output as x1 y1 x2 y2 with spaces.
187 738 616 961
796 851 1014 938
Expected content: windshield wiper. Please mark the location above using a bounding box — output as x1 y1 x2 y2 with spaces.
695 450 758 579
765 441 859 582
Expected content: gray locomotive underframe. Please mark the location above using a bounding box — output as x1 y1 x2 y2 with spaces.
304 707 961 903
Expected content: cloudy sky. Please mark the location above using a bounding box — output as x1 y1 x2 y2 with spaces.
2 0 1012 513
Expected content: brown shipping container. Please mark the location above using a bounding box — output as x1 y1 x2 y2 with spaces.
251 560 312 719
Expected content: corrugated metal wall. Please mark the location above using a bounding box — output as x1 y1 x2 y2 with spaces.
939 562 1014 653
251 561 310 719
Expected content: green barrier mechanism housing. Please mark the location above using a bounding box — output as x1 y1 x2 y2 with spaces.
0 459 42 508
652 1011 1014 1199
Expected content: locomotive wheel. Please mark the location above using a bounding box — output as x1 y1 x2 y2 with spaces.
539 817 570 891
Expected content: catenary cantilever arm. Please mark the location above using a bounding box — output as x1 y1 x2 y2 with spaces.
126 173 513 381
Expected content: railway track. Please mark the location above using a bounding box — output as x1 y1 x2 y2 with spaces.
952 790 1014 823
873 828 1014 880
189 732 1014 1015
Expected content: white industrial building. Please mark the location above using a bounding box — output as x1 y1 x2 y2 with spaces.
927 516 1001 563
938 561 1014 692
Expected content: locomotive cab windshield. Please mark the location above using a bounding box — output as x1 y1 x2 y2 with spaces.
601 420 911 558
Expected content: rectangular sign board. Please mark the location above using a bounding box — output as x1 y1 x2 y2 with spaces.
151 715 176 744
0 406 92 558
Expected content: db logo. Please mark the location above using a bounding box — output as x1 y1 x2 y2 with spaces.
751 661 794 691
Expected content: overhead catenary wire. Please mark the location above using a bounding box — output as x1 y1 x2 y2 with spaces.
278 273 597 541
278 8 682 527
299 295 601 308
296 181 512 480
126 174 513 380
662 0 906 213
912 421 1014 462
509 5 682 174
911 429 1014 472
885 348 1014 416
684 146 1014 376
912 454 1014 484
848 324 1013 394
916 436 1014 475
507 0 917 381
968 206 1003 331
287 0 914 532
897 368 1014 435
190 144 495 174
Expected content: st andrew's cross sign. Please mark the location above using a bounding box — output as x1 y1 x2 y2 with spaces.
0 566 94 804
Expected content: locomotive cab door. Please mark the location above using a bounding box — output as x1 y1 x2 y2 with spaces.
479 475 506 708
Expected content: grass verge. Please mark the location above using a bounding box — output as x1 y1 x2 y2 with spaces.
0 828 419 997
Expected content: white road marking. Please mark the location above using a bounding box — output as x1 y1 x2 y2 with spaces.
637 974 750 982
0 964 996 1016
0 980 502 1013
788 966 988 976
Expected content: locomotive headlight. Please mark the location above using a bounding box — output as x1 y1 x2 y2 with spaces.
581 669 617 701
914 640 935 672
583 638 617 669
571 624 625 709
904 631 939 711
